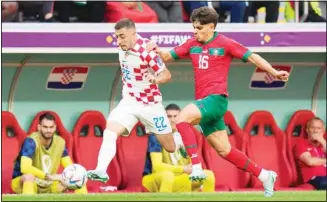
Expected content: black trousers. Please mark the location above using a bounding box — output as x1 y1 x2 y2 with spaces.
308 176 327 190
247 1 279 23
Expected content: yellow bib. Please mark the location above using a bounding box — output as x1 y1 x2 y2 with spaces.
29 132 65 175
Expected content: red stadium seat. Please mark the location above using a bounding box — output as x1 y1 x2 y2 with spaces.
285 110 316 189
243 111 293 190
118 122 148 192
1 111 27 194
72 110 122 192
202 111 250 191
27 111 73 156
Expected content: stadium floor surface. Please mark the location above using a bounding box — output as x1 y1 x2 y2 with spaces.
2 191 326 201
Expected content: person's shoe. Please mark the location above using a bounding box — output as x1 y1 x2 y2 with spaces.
189 167 207 182
87 170 109 183
263 171 277 197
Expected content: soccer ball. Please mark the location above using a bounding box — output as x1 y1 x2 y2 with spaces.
61 164 88 190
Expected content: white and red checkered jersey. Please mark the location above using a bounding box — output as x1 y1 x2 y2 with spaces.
118 35 166 105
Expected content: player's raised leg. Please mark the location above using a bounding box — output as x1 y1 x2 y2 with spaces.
174 103 207 181
205 122 277 197
138 103 180 153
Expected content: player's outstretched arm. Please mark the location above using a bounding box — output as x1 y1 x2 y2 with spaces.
158 50 174 63
146 39 192 63
248 53 289 81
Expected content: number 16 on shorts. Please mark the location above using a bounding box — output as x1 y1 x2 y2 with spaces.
152 116 168 132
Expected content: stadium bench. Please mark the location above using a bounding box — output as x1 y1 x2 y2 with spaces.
243 110 293 190
1 111 27 194
72 110 122 193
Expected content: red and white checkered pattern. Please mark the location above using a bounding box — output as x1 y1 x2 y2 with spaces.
264 72 275 84
61 69 76 84
119 36 166 105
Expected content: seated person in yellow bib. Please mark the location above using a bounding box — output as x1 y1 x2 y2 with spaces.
11 112 88 194
142 104 215 192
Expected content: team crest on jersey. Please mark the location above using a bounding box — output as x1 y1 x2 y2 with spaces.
125 52 130 59
213 49 219 57
41 155 52 173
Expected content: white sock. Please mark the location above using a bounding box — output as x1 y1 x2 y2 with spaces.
172 132 184 151
95 129 118 173
258 169 269 182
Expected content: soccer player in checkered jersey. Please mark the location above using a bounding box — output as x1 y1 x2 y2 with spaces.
147 7 289 197
87 18 184 183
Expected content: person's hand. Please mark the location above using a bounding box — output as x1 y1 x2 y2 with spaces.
183 164 192 174
45 173 63 182
274 70 289 82
311 133 325 144
145 74 156 84
145 41 160 53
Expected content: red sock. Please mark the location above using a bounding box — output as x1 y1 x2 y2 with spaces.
224 148 262 177
176 122 201 165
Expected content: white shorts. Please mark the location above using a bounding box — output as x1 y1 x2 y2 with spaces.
107 98 172 136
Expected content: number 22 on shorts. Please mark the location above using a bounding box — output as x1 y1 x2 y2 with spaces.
199 55 209 69
153 116 167 132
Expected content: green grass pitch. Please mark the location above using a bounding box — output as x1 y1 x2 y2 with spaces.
2 191 326 201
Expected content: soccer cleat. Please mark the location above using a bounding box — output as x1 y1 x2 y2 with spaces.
189 167 207 182
263 171 277 197
87 170 109 183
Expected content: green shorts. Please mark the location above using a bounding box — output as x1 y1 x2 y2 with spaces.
194 94 228 137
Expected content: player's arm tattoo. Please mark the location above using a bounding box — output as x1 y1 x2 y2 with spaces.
154 68 171 84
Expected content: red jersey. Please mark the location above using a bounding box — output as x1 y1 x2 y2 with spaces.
170 32 251 99
294 138 326 183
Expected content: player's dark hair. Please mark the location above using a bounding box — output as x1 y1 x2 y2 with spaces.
165 103 180 111
39 112 55 123
306 117 325 128
114 18 136 30
190 7 218 28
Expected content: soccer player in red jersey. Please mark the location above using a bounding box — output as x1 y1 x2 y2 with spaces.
147 7 289 197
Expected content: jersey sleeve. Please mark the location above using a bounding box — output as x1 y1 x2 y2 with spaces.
224 36 252 62
148 134 162 153
143 50 166 75
169 38 193 60
21 138 36 159
61 147 69 158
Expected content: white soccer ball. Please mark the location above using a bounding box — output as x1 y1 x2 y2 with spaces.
61 164 88 190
